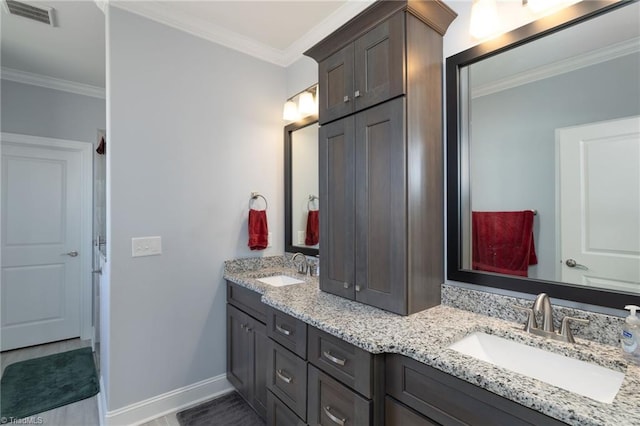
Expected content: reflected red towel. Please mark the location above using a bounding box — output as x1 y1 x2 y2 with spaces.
305 210 319 246
472 211 537 277
248 209 268 250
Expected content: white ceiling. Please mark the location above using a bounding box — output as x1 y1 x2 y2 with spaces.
0 0 375 90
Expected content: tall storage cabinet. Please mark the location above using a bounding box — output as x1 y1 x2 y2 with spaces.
306 0 456 316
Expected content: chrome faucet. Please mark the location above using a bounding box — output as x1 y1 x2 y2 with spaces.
514 293 589 344
533 293 555 332
291 253 308 275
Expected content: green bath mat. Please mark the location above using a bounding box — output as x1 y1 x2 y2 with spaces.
1 347 99 420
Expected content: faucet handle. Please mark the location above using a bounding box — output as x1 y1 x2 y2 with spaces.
559 316 589 343
513 305 537 332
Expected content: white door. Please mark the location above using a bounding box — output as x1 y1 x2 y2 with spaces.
1 135 89 351
557 116 640 292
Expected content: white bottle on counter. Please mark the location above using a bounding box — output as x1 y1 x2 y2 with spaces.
621 305 640 364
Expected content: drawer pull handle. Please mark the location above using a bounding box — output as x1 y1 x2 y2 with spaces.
275 324 291 336
323 351 346 366
276 369 292 384
324 406 346 426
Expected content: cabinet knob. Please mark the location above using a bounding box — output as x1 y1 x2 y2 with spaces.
343 282 349 289
355 285 361 292
354 90 361 98
343 95 350 103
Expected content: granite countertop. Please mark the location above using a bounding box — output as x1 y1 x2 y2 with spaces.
223 262 640 426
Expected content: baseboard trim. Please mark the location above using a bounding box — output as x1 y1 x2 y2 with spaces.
103 374 232 425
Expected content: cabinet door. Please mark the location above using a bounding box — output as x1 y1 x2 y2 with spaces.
354 12 405 112
253 319 268 419
355 97 407 314
319 116 356 299
227 305 252 400
319 44 354 124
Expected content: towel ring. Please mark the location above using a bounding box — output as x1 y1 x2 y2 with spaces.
249 193 268 210
308 195 319 211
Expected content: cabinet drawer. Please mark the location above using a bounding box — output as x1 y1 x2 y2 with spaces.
267 340 307 420
267 390 306 426
308 364 371 426
386 354 567 426
385 396 438 426
227 281 266 323
267 307 307 358
308 326 373 398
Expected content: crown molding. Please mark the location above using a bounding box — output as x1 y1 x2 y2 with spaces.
472 37 640 99
110 0 374 68
1 67 106 99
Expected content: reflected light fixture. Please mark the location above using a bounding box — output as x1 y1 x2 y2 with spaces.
469 0 501 39
282 84 318 121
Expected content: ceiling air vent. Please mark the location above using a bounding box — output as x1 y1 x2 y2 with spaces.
4 0 56 26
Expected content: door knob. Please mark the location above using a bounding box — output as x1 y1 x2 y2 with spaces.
565 259 587 269
63 251 79 257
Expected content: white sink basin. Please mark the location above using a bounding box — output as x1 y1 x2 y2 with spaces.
256 275 305 287
449 332 625 403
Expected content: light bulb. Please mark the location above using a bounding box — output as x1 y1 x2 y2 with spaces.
298 91 316 116
283 100 299 121
469 0 501 39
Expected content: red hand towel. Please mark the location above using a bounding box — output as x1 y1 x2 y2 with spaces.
472 211 537 277
305 210 319 246
248 209 268 250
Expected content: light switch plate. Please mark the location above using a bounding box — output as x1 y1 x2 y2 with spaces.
268 232 273 248
298 231 305 245
132 236 162 257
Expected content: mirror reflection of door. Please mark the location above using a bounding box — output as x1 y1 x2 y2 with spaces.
461 1 640 291
291 123 320 249
557 116 640 291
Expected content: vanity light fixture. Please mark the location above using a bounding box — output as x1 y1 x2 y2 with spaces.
282 84 318 121
283 100 299 121
469 0 501 39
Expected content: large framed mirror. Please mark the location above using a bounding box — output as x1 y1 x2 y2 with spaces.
446 0 640 308
285 115 319 256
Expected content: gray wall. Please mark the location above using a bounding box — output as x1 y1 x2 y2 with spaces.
0 79 105 143
470 54 640 280
106 6 285 411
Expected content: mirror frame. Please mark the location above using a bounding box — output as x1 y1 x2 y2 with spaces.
446 0 640 309
285 115 319 256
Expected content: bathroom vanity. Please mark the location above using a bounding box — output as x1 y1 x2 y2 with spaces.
224 257 640 426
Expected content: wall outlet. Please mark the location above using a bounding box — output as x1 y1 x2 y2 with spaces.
298 231 305 245
132 236 162 257
268 232 273 248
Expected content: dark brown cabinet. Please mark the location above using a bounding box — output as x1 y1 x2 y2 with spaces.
386 354 568 426
318 12 404 124
226 283 268 419
308 1 457 316
320 99 406 314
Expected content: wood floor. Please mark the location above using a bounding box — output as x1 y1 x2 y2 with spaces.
0 338 100 426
